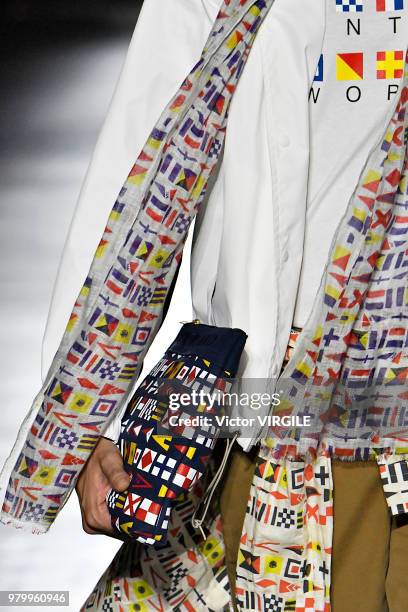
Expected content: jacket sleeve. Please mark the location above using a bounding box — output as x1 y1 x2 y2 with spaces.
40 0 221 441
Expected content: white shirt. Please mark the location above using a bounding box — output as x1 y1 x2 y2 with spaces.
295 0 407 326
40 0 408 442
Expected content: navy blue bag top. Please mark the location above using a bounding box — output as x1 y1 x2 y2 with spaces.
106 321 247 545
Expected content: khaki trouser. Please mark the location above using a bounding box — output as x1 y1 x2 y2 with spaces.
220 446 408 612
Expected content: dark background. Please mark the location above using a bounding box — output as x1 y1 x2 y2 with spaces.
1 0 141 23
0 0 144 158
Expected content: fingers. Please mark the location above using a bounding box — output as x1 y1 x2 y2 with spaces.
99 443 131 492
75 437 129 536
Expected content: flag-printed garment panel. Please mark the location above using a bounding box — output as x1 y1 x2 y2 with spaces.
0 0 275 534
236 452 333 612
82 483 233 611
274 53 408 471
107 349 235 545
82 454 334 612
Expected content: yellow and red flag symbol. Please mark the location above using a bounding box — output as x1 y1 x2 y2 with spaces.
336 52 364 80
376 50 404 79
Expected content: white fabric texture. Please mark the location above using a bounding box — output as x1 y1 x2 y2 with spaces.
40 0 408 443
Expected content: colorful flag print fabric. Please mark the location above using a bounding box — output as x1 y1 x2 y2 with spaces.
83 480 233 611
107 322 247 544
236 453 333 612
266 51 408 473
376 0 404 10
0 0 275 534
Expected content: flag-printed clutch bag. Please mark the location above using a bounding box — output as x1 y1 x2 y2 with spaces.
106 321 247 545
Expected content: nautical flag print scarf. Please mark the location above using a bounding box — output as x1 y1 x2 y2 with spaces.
0 0 276 534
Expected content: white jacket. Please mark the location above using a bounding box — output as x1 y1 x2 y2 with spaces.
41 0 408 441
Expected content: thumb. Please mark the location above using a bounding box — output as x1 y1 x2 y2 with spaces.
100 446 131 492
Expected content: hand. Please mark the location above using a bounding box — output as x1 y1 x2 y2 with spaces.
75 436 131 536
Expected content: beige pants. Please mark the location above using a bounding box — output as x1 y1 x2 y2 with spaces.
220 446 408 612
